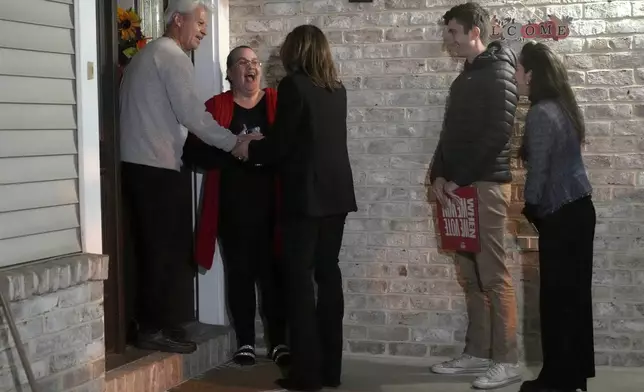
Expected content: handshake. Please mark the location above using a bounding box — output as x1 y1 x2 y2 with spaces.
231 133 263 162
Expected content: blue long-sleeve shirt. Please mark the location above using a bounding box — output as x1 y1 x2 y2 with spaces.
522 99 592 217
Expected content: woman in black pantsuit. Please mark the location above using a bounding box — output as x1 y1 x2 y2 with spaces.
234 25 357 392
515 42 596 392
535 197 595 391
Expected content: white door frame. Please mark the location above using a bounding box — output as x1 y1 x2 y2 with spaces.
76 0 103 255
192 0 230 326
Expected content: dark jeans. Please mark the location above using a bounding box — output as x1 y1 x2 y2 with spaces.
536 196 596 390
219 209 287 349
282 214 347 386
121 162 196 333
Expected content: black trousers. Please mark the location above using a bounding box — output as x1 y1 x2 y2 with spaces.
219 208 287 349
282 214 347 386
536 196 596 390
121 162 196 333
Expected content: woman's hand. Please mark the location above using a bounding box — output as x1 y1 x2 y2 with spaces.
232 134 263 161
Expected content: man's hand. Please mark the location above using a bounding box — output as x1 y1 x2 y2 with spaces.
443 181 460 200
431 177 448 206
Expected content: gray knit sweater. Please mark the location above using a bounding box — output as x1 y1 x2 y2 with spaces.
522 99 592 217
120 37 237 171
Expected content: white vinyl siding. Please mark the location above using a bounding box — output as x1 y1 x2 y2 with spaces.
0 0 81 267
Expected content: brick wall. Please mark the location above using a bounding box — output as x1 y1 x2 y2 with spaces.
0 255 108 392
233 0 644 366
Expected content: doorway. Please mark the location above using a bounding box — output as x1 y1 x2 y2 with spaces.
97 0 197 370
97 0 126 359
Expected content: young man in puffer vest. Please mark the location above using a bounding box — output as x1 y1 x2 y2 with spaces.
429 3 521 390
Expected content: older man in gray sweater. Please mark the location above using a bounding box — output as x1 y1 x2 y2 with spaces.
120 0 258 353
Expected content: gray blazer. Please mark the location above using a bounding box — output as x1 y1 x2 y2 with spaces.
522 99 592 217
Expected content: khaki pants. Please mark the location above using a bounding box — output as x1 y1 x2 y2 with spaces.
455 182 518 363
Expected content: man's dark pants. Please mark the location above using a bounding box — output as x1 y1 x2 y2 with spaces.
121 162 196 337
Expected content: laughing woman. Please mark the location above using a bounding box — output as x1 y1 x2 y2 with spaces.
516 42 596 392
183 46 290 367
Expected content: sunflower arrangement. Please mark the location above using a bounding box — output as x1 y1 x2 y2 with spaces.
118 7 149 67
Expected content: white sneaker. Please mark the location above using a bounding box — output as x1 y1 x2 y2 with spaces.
430 354 492 375
471 362 522 389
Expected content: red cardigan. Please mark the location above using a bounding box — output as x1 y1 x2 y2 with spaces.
194 88 281 269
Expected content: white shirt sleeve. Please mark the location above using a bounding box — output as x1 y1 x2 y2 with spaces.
154 46 238 152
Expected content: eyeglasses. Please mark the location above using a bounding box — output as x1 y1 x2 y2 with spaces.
236 59 262 68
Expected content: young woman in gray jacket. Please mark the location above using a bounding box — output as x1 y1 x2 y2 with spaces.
515 42 596 392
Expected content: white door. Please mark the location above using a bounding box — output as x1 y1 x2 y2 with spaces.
192 0 230 326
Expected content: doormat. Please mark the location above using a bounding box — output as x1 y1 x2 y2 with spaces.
170 359 286 392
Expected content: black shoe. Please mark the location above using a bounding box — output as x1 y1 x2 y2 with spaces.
165 326 187 341
520 379 542 392
322 379 341 389
519 380 576 392
135 331 197 354
269 344 291 367
233 345 256 366
275 378 321 392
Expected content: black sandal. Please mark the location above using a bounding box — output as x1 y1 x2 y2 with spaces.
269 344 291 367
233 345 256 366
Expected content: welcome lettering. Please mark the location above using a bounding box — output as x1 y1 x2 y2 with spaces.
490 15 572 42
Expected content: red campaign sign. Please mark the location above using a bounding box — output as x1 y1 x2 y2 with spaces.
436 186 481 253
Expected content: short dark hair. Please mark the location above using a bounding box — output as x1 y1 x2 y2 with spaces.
443 2 491 43
225 45 254 82
226 45 253 69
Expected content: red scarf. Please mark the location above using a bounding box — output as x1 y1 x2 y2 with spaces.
194 88 281 269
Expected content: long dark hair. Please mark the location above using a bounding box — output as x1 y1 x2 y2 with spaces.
280 25 341 90
520 42 585 143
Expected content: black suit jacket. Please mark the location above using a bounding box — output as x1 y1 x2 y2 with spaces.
248 73 357 218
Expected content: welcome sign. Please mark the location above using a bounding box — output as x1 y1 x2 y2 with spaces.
490 14 573 41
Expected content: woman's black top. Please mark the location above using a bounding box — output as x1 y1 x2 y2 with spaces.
183 96 274 228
